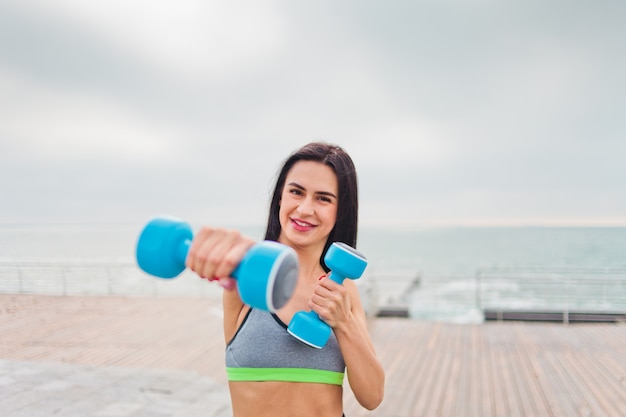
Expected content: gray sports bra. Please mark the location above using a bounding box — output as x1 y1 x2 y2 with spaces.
225 308 346 385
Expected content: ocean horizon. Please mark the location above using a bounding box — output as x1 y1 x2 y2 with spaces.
2 223 625 323
2 222 625 272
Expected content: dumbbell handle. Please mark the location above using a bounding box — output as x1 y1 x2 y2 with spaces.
327 271 344 285
174 238 191 271
170 238 247 279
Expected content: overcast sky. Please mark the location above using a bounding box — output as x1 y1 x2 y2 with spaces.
1 0 625 229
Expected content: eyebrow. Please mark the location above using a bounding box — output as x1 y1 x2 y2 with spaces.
287 182 338 199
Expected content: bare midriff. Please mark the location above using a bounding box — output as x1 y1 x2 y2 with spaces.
228 380 343 417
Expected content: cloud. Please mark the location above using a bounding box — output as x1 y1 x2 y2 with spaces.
0 69 184 164
1 1 625 226
8 0 287 80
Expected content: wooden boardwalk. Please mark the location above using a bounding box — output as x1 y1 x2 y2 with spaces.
1 295 624 417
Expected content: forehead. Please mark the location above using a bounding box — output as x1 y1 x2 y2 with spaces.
285 160 338 193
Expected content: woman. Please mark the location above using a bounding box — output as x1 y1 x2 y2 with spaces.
186 142 384 416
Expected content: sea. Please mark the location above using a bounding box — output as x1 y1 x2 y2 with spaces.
1 223 625 323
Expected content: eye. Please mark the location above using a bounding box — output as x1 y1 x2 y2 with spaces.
289 188 303 196
317 194 337 204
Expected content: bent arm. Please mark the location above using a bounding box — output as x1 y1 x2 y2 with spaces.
331 282 385 410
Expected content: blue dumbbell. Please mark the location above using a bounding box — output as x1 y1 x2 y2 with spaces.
135 216 299 312
287 242 367 349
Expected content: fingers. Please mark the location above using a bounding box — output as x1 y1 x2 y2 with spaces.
187 227 235 278
218 277 237 291
185 226 255 286
309 278 350 325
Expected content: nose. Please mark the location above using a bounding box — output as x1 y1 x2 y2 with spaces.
296 197 315 216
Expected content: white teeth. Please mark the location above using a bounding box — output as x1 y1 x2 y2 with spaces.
293 219 312 227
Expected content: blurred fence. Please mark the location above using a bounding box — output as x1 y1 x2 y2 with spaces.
2 260 625 323
0 259 385 317
0 260 222 299
476 267 626 322
371 267 626 323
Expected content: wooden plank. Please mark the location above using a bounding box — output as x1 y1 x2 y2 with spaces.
500 326 532 417
409 323 448 415
487 326 514 417
474 325 491 417
561 351 618 417
509 324 554 417
453 325 470 416
426 324 457 416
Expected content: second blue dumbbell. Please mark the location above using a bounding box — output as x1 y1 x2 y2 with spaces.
287 242 367 349
135 217 299 312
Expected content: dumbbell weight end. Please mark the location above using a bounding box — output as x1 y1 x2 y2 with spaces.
136 217 192 279
287 311 331 349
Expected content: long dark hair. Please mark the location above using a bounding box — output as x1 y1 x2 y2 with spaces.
264 142 359 271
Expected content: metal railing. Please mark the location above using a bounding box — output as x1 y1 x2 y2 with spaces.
0 260 406 318
476 266 626 322
0 260 222 299
2 260 625 323
369 266 626 323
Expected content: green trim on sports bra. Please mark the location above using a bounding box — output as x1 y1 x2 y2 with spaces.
226 367 345 385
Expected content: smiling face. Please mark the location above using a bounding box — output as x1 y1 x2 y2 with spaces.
277 160 339 252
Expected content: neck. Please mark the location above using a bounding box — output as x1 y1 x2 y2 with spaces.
294 248 324 278
276 233 328 281
280 242 326 282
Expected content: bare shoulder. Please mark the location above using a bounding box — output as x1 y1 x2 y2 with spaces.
343 280 366 316
343 279 361 296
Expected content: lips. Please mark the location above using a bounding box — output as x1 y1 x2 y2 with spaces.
290 218 317 232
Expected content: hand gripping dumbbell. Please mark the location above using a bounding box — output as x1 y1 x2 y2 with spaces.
287 242 367 349
135 217 299 312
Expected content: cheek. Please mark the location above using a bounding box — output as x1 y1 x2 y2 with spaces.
325 206 338 225
278 199 290 223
